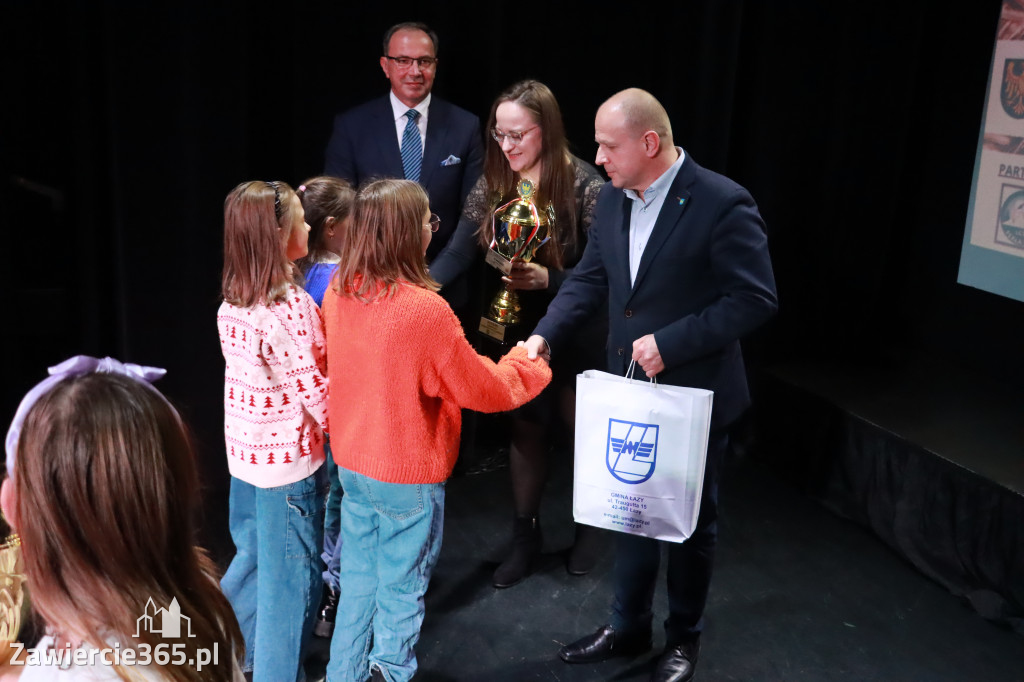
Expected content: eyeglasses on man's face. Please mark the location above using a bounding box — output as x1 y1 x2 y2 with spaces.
425 213 441 232
490 126 538 145
385 55 438 69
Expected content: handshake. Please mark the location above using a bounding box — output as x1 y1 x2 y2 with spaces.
517 336 551 365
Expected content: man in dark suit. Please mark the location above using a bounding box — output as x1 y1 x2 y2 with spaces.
522 89 778 682
324 22 484 293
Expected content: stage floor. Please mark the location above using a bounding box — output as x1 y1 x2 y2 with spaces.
764 358 1024 497
278 444 1024 681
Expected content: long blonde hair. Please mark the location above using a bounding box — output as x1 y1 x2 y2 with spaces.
221 180 301 307
332 179 439 301
12 373 243 681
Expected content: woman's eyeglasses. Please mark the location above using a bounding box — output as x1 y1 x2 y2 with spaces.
490 126 538 145
425 213 441 232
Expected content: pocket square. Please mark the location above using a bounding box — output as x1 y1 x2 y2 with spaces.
441 154 462 167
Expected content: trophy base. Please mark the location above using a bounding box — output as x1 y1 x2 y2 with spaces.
479 316 515 345
480 284 522 347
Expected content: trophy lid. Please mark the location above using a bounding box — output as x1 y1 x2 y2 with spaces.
517 179 535 200
496 179 551 226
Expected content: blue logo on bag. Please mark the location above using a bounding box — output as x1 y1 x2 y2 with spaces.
606 418 659 484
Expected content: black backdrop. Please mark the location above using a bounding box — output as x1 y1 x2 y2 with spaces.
6 1 1022 496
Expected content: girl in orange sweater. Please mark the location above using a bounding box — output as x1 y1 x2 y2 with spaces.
322 179 550 682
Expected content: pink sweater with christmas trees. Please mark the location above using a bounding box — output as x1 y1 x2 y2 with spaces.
218 284 329 488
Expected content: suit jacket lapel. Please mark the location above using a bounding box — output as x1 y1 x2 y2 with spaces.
628 162 694 298
374 97 404 177
420 99 447 187
612 193 633 295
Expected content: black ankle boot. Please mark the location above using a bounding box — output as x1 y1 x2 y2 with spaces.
567 523 606 576
492 515 541 588
313 583 339 638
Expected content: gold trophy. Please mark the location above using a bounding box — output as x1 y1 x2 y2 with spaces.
478 179 553 343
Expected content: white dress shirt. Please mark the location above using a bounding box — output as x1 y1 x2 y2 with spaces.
389 91 430 151
624 148 686 286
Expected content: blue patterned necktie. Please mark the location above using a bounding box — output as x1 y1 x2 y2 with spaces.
401 109 422 182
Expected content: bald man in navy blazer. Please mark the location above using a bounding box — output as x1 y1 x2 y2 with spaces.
524 89 777 682
324 22 483 307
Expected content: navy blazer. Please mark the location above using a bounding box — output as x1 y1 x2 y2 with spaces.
533 154 778 428
324 94 484 262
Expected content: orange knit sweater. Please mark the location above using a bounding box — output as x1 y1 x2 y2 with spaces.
323 282 551 484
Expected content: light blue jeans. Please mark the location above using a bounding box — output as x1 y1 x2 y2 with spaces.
326 469 445 682
221 466 327 681
321 446 343 590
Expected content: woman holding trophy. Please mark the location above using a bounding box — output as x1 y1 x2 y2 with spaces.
430 80 607 588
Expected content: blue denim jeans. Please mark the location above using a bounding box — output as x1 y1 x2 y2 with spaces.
326 469 445 682
321 445 343 591
221 466 327 682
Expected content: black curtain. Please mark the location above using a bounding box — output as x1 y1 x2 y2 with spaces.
6 0 1022 506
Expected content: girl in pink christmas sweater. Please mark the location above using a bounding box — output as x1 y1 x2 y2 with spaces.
216 180 328 682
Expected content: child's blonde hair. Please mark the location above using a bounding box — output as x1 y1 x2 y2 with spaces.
333 179 438 301
221 180 300 307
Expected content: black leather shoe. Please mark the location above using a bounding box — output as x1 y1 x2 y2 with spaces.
651 639 700 682
559 624 652 664
313 584 339 638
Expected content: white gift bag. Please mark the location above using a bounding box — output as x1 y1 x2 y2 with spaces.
573 362 713 543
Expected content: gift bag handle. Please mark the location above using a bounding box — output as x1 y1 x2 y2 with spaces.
625 359 658 385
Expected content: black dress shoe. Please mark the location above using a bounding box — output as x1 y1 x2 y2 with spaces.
559 624 652 664
651 639 700 682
